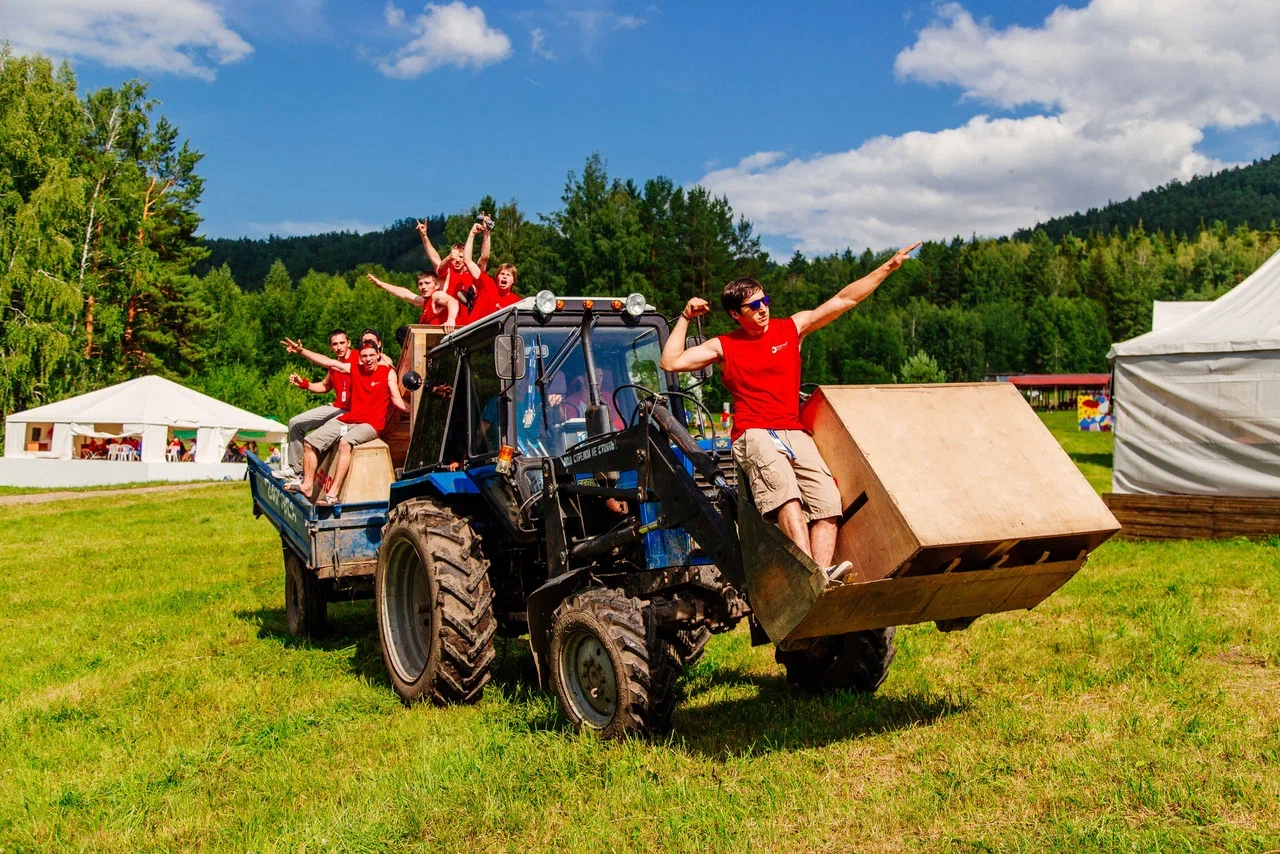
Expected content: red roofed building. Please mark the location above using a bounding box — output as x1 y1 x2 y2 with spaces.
987 373 1111 410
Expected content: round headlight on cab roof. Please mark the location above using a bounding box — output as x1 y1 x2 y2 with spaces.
535 290 558 315
624 292 646 318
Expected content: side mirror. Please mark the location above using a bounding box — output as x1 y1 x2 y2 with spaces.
686 337 713 381
401 370 423 392
494 334 526 381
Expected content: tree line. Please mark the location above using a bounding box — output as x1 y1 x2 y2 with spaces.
4 50 1279 433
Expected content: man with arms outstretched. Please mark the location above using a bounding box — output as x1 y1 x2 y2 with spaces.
287 337 408 507
366 271 459 330
276 328 356 480
659 242 920 582
416 218 487 307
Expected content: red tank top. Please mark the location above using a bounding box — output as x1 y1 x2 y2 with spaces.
717 317 805 440
419 299 448 325
326 351 359 410
339 363 394 433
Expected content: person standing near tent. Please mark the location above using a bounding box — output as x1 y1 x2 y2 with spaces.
659 241 920 583
289 338 408 506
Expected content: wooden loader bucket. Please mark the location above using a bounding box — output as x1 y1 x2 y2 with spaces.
740 383 1121 645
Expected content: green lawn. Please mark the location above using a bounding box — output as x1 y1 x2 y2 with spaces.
1039 410 1114 493
1 448 1277 850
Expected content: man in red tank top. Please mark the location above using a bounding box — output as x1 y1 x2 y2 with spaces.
366 272 459 330
292 340 408 506
465 262 523 322
660 241 920 582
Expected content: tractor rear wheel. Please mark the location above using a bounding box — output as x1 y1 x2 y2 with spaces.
775 627 897 694
376 499 496 705
549 588 679 739
284 544 327 638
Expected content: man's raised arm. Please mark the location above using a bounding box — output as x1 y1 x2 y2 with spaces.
478 214 491 274
282 337 349 373
289 372 332 394
366 273 424 307
462 223 483 278
417 219 443 271
660 297 724 373
388 375 409 413
793 241 921 337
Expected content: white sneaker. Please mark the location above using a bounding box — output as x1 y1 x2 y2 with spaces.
824 561 854 584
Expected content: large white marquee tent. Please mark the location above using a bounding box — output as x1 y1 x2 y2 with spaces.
1108 249 1280 496
1 375 286 488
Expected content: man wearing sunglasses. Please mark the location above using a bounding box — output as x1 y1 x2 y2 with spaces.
660 241 921 583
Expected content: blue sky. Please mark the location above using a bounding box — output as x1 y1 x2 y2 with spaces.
7 0 1280 258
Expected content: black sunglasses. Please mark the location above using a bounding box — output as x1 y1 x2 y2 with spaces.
739 294 771 312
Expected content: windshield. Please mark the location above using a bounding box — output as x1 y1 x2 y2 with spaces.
514 323 668 457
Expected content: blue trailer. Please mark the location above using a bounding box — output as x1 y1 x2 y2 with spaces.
246 452 388 635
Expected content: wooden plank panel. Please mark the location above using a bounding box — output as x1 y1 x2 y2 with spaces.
1103 492 1280 540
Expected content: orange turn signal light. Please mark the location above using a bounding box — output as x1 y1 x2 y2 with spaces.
555 299 565 310
583 299 594 310
611 299 623 310
496 444 516 474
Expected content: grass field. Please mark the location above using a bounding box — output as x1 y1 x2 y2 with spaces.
1 425 1277 851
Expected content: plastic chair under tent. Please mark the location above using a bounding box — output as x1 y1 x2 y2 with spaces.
106 443 123 460
166 447 181 462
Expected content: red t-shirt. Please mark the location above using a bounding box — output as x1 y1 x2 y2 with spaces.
717 317 805 440
465 273 521 322
326 351 359 410
435 261 475 299
419 298 449 326
339 363 394 434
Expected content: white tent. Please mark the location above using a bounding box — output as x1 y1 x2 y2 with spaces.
1152 300 1212 331
1 376 285 487
1108 249 1280 495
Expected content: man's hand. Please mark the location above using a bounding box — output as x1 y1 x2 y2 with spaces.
282 337 303 354
682 297 710 321
416 219 428 237
884 241 922 273
365 273 378 285
469 222 484 236
549 393 563 407
443 323 455 334
289 372 307 389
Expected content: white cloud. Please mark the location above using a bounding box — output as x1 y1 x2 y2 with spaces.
1 0 252 81
568 9 645 47
243 219 384 237
378 1 512 79
700 0 1280 254
530 26 556 60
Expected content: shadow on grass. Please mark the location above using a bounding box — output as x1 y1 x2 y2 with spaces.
1069 451 1113 469
671 664 967 757
237 602 390 688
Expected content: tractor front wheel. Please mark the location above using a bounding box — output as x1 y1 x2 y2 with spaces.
549 588 678 739
775 627 897 694
376 499 496 705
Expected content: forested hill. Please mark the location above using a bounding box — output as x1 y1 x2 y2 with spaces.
1015 153 1280 242
199 216 445 287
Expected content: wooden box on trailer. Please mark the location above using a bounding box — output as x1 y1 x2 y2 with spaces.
384 324 449 468
802 383 1120 584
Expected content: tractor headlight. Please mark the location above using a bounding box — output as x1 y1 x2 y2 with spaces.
624 292 646 318
534 290 558 315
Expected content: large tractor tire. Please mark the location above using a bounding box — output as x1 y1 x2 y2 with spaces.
376 498 496 705
284 544 327 638
549 588 679 739
775 627 897 694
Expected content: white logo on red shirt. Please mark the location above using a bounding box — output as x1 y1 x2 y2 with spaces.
772 341 789 354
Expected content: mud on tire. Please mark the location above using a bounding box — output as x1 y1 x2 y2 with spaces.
775 627 897 694
549 588 679 739
376 498 497 705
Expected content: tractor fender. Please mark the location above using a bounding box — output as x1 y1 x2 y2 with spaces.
526 568 595 690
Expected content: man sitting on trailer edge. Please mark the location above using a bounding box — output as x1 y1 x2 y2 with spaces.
659 241 921 584
287 336 408 507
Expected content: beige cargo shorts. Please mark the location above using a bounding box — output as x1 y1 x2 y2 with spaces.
304 418 378 454
732 428 842 522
